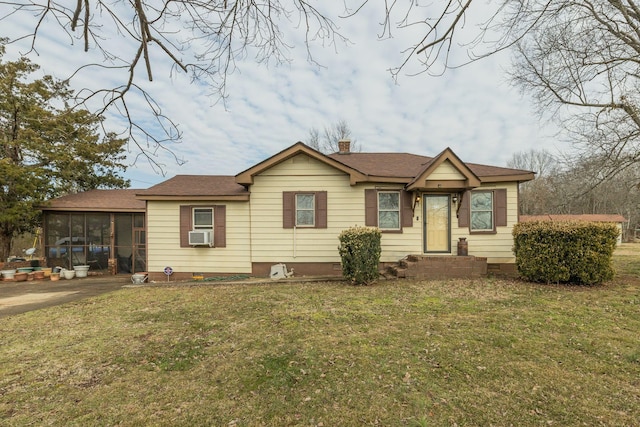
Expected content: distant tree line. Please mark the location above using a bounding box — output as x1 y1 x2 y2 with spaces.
508 149 640 241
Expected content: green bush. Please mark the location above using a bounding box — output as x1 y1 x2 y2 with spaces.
338 226 382 285
513 221 618 285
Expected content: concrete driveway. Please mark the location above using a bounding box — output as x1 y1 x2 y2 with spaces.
0 275 131 318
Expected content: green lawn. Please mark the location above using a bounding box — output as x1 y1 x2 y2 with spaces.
1 247 640 426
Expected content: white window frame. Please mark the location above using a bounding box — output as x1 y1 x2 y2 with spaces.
470 191 494 232
193 207 214 230
378 191 401 230
295 193 315 227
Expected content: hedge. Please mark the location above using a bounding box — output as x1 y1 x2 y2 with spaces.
513 220 618 285
338 226 381 285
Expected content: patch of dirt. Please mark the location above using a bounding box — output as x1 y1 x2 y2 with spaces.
0 292 79 309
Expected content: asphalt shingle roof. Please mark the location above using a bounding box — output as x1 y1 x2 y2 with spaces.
45 145 534 207
137 175 248 198
327 152 533 178
43 189 145 211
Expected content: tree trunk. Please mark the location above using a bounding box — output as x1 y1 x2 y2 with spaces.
0 232 12 262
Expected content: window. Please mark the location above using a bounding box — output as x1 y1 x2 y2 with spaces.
296 194 315 226
470 191 493 231
283 191 327 229
193 208 213 230
180 205 226 248
457 189 507 234
364 189 413 231
378 191 400 230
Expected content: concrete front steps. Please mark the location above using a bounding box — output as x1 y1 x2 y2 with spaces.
384 255 488 280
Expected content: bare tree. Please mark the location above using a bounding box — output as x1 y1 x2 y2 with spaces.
6 1 640 181
509 0 640 184
509 149 624 216
507 149 561 215
0 1 345 171
307 119 359 153
507 149 558 178
554 155 640 240
0 1 533 171
358 0 640 183
307 127 321 151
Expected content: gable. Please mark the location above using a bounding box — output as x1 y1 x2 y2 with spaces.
429 159 467 180
235 142 366 185
258 153 348 177
406 147 481 191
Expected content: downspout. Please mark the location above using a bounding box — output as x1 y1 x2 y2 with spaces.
293 225 297 258
248 196 253 268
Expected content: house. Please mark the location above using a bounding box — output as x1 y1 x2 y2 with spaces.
132 141 534 281
40 141 535 280
520 214 627 245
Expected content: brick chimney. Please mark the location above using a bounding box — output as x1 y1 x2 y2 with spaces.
338 139 351 154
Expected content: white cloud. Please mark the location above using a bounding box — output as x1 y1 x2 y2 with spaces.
1 2 563 188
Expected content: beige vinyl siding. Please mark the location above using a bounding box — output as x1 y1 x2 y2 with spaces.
430 160 466 180
251 155 519 265
146 200 251 274
450 182 519 263
250 154 422 263
145 155 520 272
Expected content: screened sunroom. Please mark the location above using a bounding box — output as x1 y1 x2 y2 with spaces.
41 190 146 274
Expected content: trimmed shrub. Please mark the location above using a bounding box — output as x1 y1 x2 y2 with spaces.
338 226 382 285
513 221 618 285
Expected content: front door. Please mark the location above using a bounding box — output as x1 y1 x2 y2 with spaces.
423 194 451 253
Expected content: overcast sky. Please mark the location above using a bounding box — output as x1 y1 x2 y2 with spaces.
1 2 563 188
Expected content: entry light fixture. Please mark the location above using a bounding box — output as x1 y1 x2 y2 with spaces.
452 194 458 204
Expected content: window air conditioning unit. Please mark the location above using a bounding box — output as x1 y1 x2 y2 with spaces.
189 230 213 247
